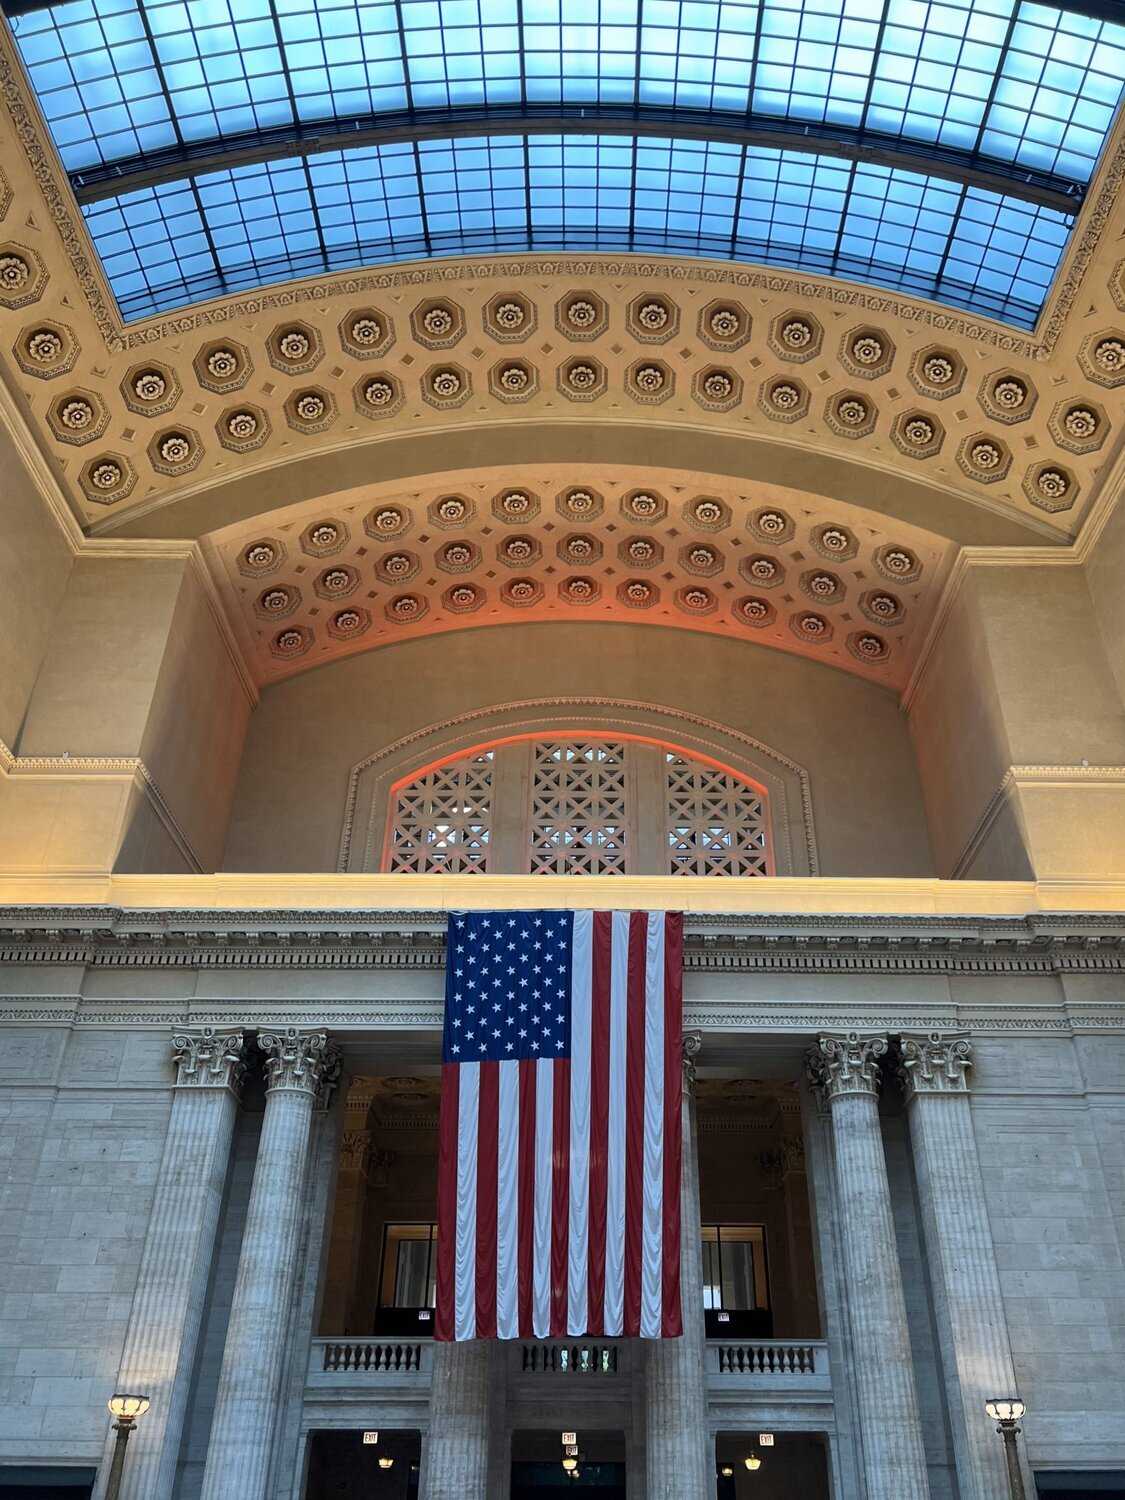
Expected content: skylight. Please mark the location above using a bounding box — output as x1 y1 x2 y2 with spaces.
5 0 1121 325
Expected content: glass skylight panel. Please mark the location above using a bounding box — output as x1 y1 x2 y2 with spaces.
11 0 1123 188
80 132 1072 325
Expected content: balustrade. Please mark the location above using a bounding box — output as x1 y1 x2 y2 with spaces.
519 1342 620 1374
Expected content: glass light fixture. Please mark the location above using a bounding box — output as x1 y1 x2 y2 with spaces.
720 1465 734 1477
107 1395 150 1423
562 1457 578 1472
377 1456 394 1469
986 1398 1026 1423
745 1454 762 1471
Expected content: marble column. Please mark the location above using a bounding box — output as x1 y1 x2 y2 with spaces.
421 1341 491 1498
901 1034 1027 1500
645 1032 711 1500
94 1028 246 1500
807 1034 932 1500
198 1028 339 1500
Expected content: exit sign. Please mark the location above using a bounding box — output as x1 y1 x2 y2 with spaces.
363 1432 378 1445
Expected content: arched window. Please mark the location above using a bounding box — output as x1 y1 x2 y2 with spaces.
383 734 772 876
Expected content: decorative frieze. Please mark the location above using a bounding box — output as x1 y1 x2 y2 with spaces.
172 1027 246 1092
899 1033 973 1097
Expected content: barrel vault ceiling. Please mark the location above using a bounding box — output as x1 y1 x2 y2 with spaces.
0 7 1123 696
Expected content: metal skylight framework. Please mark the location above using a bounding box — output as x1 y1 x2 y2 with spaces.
5 0 1123 325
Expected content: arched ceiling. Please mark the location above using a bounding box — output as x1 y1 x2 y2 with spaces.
202 463 955 692
0 0 1123 663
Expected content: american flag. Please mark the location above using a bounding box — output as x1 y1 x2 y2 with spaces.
435 910 684 1341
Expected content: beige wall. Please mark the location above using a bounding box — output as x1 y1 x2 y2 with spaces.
909 561 1125 879
6 555 252 873
223 621 935 876
1087 494 1125 710
0 417 74 749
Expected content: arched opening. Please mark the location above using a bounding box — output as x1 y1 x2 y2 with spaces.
381 731 773 877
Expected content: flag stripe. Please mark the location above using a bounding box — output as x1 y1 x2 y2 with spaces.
623 911 647 1337
496 1059 520 1339
533 1056 554 1338
476 1061 499 1341
567 911 593 1336
604 911 630 1336
661 912 684 1338
517 1059 537 1338
641 911 667 1338
550 1057 571 1338
455 1063 480 1341
586 911 612 1335
435 1064 460 1341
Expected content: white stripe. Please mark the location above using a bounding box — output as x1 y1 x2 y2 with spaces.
604 911 630 1335
455 1064 480 1341
496 1059 520 1339
532 1057 554 1337
640 913 666 1338
567 909 593 1335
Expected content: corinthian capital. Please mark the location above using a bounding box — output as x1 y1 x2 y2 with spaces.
172 1028 246 1094
899 1034 973 1101
806 1033 887 1101
258 1028 341 1101
682 1031 703 1096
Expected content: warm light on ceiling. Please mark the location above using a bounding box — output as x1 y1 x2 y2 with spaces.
745 1454 762 1471
377 1456 394 1469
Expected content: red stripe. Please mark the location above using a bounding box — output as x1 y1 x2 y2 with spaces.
550 1059 570 1337
517 1059 536 1338
586 910 613 1335
662 912 684 1337
435 1065 459 1341
475 1061 499 1341
623 911 648 1337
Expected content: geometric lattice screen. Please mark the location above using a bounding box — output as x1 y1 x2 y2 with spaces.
384 736 771 876
666 753 770 877
386 751 494 874
529 740 630 875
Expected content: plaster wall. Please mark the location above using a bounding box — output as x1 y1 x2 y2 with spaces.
909 563 1125 878
0 418 74 750
3 556 252 874
223 621 935 877
1086 493 1125 710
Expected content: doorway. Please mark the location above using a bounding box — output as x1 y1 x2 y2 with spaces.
510 1430 626 1497
305 1430 420 1498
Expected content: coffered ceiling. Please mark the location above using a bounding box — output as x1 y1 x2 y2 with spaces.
0 13 1124 695
203 464 954 692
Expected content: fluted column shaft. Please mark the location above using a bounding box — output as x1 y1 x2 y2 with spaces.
95 1030 245 1500
810 1034 931 1500
902 1035 1024 1500
198 1029 338 1500
645 1033 710 1500
421 1341 491 1498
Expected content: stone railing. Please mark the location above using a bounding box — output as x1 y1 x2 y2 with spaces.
309 1338 433 1383
706 1339 831 1398
517 1341 623 1375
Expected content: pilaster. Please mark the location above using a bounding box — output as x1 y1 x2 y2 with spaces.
807 1033 931 1500
421 1341 491 1498
645 1031 711 1500
198 1028 339 1500
93 1028 245 1500
900 1034 1030 1500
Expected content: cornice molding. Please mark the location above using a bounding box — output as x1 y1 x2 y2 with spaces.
0 737 204 873
950 765 1125 880
4 905 1125 978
